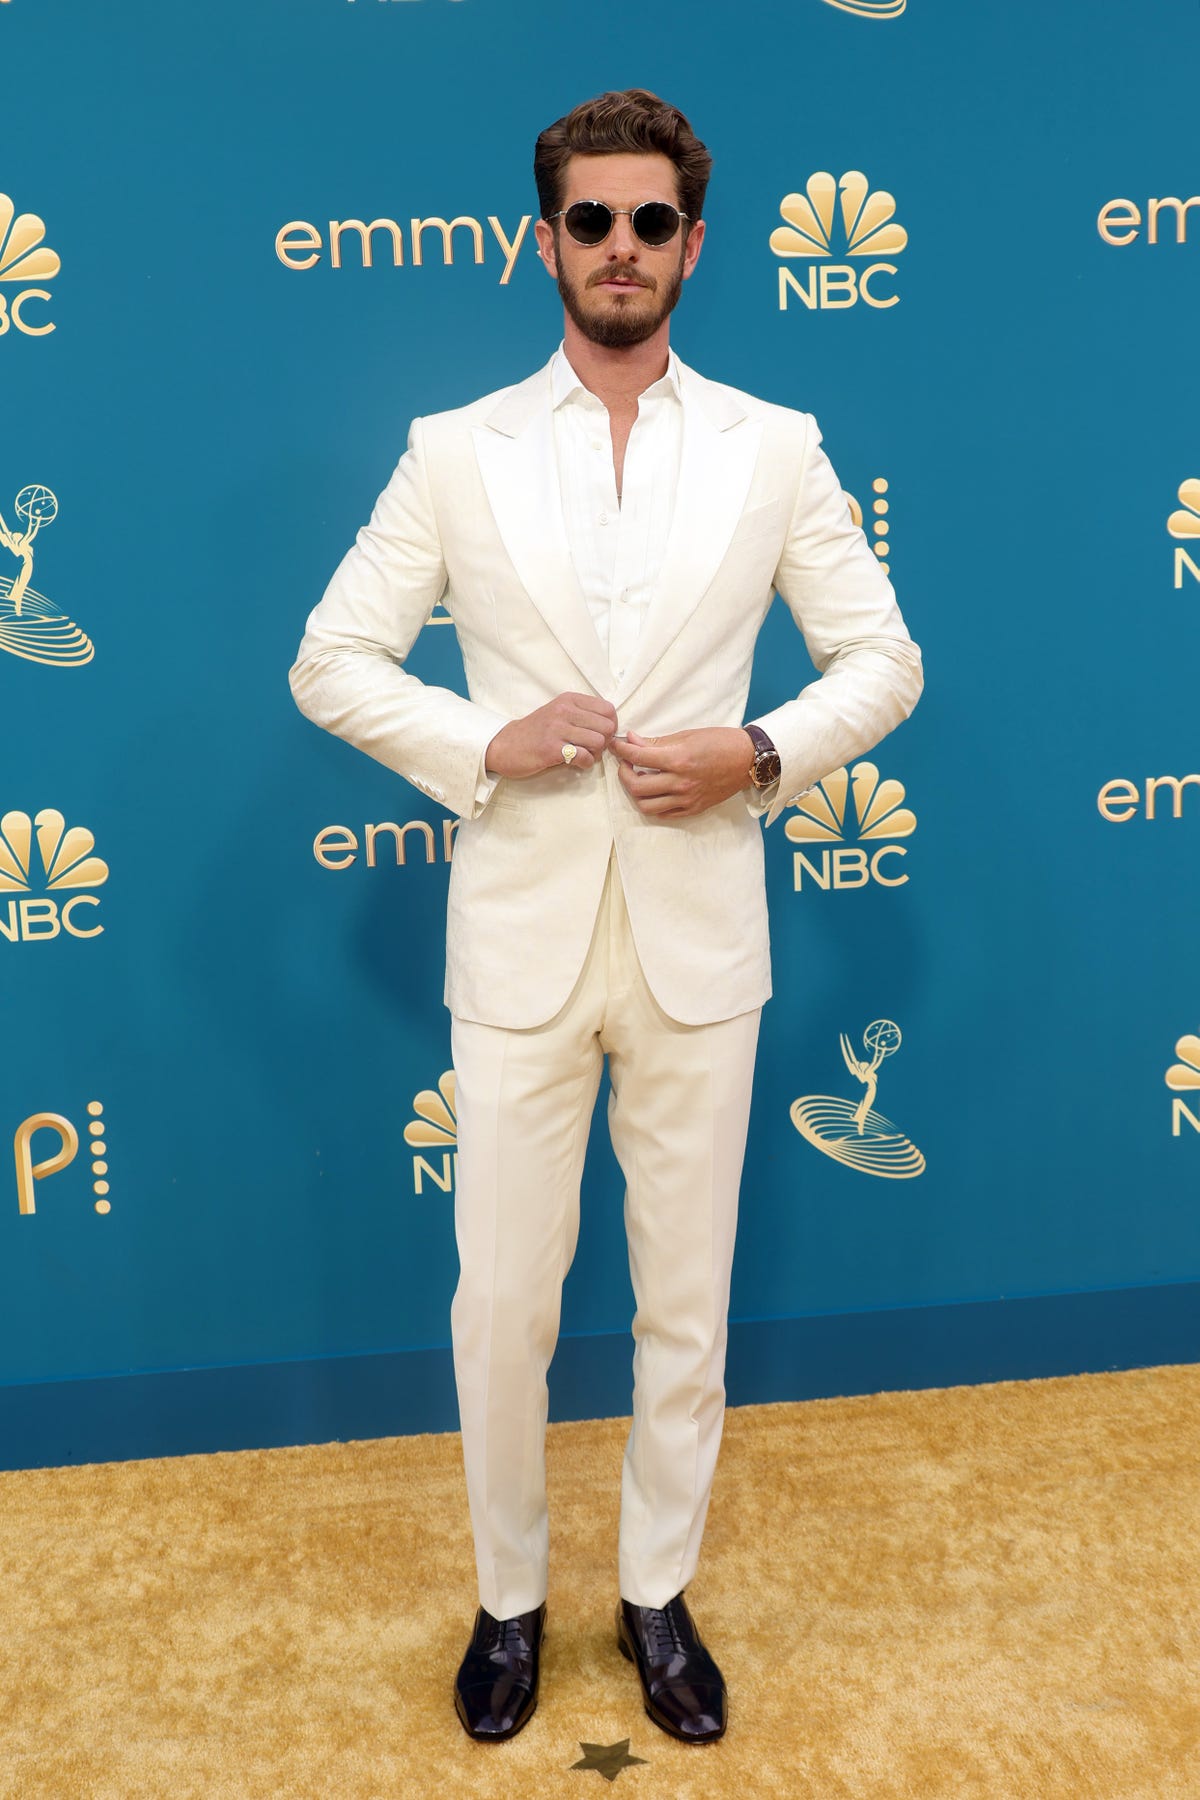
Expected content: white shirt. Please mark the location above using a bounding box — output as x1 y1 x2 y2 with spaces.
549 342 683 682
475 344 684 805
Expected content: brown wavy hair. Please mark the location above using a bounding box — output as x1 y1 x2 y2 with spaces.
534 89 713 225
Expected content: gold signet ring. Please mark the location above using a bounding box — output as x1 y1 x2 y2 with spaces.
561 742 578 765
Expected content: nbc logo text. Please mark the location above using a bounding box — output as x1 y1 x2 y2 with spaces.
785 762 915 890
0 196 59 338
771 172 907 312
0 810 108 942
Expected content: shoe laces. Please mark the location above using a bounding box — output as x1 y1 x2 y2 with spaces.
642 1600 687 1660
481 1612 531 1655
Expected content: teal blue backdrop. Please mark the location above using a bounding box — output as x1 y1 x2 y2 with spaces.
2 0 1198 1468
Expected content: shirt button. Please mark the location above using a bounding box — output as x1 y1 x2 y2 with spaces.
598 512 608 525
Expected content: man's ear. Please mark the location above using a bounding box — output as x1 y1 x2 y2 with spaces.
533 218 559 278
682 218 706 281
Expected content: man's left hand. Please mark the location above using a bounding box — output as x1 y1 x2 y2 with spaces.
609 728 753 818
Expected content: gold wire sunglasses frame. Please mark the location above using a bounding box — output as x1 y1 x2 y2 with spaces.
547 200 691 247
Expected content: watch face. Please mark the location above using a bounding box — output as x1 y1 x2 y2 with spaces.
754 751 782 788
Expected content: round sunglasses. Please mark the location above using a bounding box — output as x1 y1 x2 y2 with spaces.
547 199 690 248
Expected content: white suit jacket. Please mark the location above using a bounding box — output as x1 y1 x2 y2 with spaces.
289 353 923 1029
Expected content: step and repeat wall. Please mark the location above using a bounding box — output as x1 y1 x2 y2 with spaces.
2 0 1198 1461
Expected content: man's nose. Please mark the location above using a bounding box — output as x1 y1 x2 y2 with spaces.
606 213 641 260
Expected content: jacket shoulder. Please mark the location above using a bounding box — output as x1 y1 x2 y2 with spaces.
678 360 814 441
415 362 551 443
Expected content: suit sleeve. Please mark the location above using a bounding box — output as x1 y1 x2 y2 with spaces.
748 413 923 827
288 416 509 820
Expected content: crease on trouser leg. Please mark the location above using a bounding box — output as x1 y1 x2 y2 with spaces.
449 919 606 1618
604 887 760 1606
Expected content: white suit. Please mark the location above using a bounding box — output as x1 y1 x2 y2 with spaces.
290 352 922 1615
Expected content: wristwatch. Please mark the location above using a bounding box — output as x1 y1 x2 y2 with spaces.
744 723 782 790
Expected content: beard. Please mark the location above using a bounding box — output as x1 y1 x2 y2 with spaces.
556 247 686 348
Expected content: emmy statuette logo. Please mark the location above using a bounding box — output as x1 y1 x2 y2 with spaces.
785 762 916 891
821 0 906 13
0 485 94 666
791 1020 925 1177
13 1100 112 1214
1168 479 1200 590
771 172 907 312
0 195 58 337
0 810 109 942
404 1071 457 1193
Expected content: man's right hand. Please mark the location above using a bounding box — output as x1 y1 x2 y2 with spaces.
485 692 618 778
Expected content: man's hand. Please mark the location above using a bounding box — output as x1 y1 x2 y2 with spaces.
485 692 619 779
609 728 754 819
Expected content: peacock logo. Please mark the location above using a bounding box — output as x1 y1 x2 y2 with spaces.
0 810 109 942
0 195 59 337
785 763 916 891
772 172 907 312
404 1070 457 1194
1168 479 1200 591
1166 1034 1200 1138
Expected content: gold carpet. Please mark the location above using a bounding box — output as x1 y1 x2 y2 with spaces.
1 1364 1198 1799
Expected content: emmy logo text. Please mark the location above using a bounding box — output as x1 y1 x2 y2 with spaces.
276 213 531 286
14 1101 112 1215
1097 195 1200 247
313 818 459 871
1097 774 1200 823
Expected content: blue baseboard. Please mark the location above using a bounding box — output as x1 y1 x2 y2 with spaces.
1 1279 1197 1472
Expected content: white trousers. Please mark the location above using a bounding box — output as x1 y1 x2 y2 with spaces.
449 856 761 1618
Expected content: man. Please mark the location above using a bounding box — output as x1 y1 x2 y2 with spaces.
289 89 922 1747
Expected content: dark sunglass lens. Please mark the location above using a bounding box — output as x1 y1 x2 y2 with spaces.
565 201 612 245
633 203 680 245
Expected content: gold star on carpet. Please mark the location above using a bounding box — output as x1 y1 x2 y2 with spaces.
570 1737 649 1781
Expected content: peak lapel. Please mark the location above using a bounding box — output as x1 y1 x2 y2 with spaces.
613 364 762 707
472 367 613 698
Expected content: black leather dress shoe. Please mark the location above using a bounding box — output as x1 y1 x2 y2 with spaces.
616 1591 727 1743
454 1602 546 1742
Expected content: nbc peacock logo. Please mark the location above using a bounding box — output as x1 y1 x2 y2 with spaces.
0 810 109 943
404 1070 457 1194
791 1019 925 1179
0 194 59 338
771 172 907 312
0 485 94 667
1166 1034 1200 1138
1167 478 1200 591
785 762 916 891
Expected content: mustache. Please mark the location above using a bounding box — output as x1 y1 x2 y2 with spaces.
586 266 655 291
